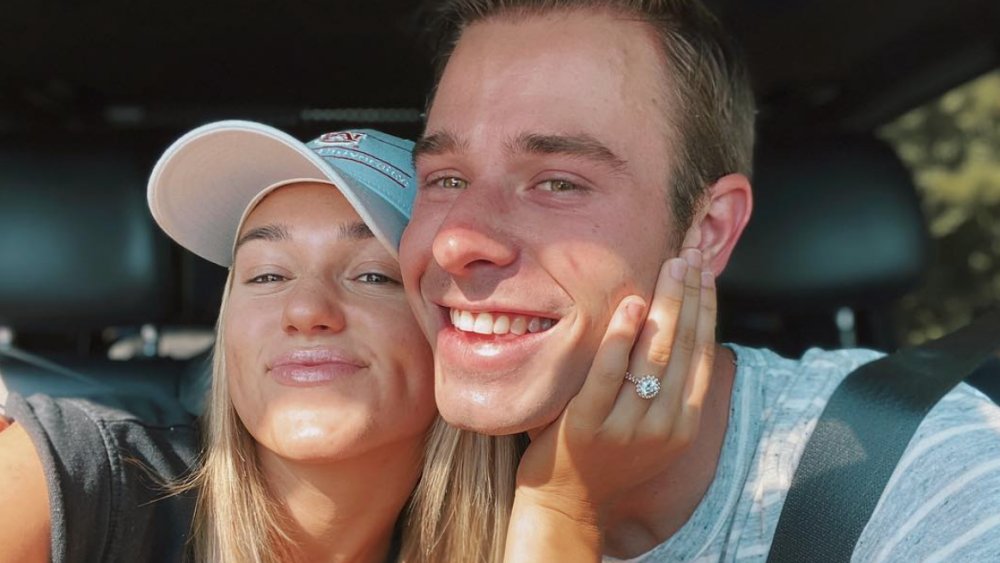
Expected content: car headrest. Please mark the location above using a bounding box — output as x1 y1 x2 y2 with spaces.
0 145 173 331
721 136 929 311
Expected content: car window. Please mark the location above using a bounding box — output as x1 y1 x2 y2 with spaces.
880 69 1000 345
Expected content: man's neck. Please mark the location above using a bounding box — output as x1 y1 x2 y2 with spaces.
602 344 737 559
258 438 423 563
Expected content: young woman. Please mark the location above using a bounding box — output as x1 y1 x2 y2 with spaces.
0 121 715 562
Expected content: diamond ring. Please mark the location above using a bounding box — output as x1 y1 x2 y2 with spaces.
624 372 661 400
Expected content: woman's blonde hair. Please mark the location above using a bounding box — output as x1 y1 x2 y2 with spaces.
401 422 527 563
177 272 298 562
178 270 527 562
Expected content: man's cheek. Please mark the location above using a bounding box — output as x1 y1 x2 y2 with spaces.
398 224 426 279
538 240 634 283
404 290 436 345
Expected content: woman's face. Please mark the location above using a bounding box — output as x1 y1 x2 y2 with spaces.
224 181 436 463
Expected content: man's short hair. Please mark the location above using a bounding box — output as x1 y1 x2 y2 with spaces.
425 0 756 235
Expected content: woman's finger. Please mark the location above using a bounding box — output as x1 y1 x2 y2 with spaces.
605 254 694 430
644 249 704 429
565 296 647 428
673 270 718 439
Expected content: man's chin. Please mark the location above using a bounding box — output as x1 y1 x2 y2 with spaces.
435 388 563 436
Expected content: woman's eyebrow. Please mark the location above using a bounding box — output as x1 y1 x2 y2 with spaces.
234 223 289 252
234 221 373 255
339 221 374 241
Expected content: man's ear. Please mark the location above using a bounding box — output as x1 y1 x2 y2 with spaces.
681 173 753 276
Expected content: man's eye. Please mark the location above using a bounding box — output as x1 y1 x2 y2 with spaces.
435 176 468 189
356 272 395 284
537 179 580 192
247 273 286 284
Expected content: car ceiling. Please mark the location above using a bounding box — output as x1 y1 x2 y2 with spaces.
1 0 997 143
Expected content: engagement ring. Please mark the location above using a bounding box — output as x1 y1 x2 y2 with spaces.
625 372 661 399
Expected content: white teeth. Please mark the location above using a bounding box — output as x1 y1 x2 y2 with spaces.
449 308 555 336
456 310 475 332
473 312 494 334
493 315 511 335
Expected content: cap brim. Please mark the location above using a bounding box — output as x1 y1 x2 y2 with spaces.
148 120 407 266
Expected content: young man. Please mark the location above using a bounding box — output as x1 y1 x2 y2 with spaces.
399 0 1000 560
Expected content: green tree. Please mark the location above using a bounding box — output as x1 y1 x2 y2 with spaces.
880 70 1000 343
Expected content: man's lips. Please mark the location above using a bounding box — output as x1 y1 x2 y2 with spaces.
434 306 561 375
268 348 366 387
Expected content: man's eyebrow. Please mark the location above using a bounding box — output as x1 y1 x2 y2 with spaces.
413 130 466 162
234 224 289 252
339 221 375 241
509 133 629 173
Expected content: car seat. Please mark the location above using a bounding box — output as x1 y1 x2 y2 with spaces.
719 135 931 356
0 142 195 422
719 135 999 402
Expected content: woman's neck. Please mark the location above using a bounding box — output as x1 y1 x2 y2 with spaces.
258 438 423 563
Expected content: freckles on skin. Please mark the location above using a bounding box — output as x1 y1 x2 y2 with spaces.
462 14 667 124
414 13 694 433
436 16 672 180
218 183 437 463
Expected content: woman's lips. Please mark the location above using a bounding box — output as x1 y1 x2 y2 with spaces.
268 348 365 387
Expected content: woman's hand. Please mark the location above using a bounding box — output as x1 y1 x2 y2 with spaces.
504 249 717 562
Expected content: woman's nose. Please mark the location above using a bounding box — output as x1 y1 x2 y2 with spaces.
281 279 347 336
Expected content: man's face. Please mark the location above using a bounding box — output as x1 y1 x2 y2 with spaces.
401 10 680 435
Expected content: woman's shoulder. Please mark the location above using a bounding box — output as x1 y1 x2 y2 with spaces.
6 391 198 466
4 392 199 562
8 390 195 426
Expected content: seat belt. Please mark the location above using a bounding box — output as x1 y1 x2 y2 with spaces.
767 309 1000 563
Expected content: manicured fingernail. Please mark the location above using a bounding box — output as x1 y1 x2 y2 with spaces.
682 248 703 269
625 299 646 322
669 258 688 281
701 270 715 289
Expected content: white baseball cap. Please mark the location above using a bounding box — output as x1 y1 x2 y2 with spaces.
148 120 416 266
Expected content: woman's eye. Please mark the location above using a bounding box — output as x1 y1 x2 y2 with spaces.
433 176 468 189
356 272 396 284
537 179 581 192
247 273 286 284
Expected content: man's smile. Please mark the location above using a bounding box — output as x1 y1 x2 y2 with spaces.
449 307 558 335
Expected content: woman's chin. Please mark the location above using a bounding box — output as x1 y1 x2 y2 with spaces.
266 429 373 464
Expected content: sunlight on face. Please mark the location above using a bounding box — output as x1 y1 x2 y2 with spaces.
224 182 435 463
400 12 675 435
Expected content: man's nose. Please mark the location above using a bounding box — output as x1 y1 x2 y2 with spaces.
281 279 347 336
431 191 517 275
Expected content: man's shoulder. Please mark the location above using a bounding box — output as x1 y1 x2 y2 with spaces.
730 344 884 414
732 343 998 422
732 345 883 374
854 382 1000 561
730 344 1000 561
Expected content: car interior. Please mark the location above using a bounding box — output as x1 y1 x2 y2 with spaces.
1 0 998 419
